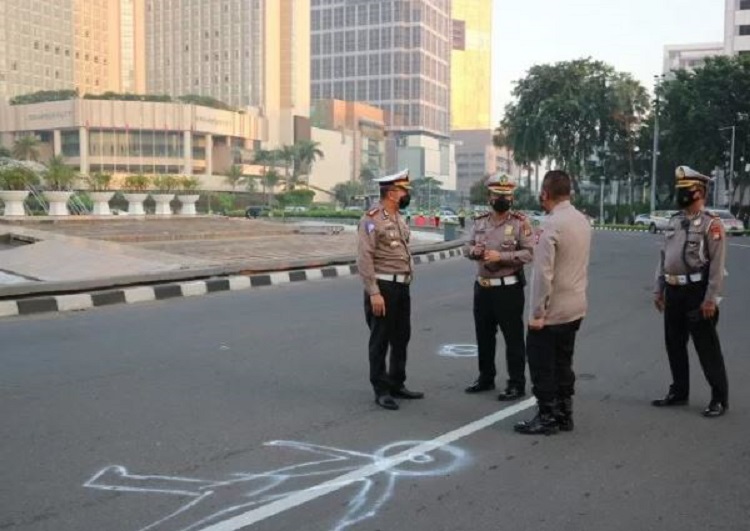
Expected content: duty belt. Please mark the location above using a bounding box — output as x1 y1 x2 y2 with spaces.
477 275 519 287
664 272 704 286
375 273 412 285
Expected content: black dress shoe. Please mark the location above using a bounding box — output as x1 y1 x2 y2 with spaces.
375 395 399 410
702 400 728 418
465 380 495 393
497 387 525 401
392 387 424 399
651 392 688 407
514 408 559 436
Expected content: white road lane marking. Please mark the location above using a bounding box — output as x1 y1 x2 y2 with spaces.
199 398 536 531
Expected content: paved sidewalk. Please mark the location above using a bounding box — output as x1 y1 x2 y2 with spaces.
0 217 454 287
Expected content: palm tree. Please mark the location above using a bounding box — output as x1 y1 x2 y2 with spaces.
224 164 246 191
294 140 325 185
13 135 41 161
263 168 281 207
44 155 78 191
278 145 298 191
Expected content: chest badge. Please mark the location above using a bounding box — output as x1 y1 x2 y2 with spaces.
505 226 514 236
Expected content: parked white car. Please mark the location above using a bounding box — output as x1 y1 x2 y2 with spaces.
707 209 745 235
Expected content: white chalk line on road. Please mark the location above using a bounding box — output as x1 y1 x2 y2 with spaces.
729 243 750 248
199 397 537 531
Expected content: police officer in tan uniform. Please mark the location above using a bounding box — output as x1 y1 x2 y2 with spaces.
357 170 424 411
515 170 592 435
653 166 729 418
465 175 534 401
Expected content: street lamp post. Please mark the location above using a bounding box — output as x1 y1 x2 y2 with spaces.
650 81 661 213
718 125 737 208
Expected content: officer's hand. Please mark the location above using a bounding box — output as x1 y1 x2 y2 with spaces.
528 318 545 330
700 300 717 320
654 294 665 313
370 294 386 317
483 250 502 263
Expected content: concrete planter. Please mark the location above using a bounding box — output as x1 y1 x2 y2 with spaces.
43 191 73 216
152 193 175 216
0 190 29 217
89 191 115 216
177 194 200 216
123 193 148 216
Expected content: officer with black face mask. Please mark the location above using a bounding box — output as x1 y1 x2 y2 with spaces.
357 169 423 411
653 166 729 418
464 175 534 401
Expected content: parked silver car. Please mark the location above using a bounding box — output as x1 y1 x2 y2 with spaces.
645 211 678 233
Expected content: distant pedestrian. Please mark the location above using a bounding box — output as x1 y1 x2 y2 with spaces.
458 209 466 229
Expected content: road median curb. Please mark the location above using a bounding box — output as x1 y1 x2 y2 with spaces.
0 243 467 319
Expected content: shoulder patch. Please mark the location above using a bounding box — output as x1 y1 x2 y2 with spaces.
709 220 723 241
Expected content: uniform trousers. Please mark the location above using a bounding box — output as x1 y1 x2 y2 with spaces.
663 282 728 403
364 279 411 396
473 281 526 389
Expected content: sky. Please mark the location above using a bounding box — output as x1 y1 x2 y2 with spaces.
491 0 725 123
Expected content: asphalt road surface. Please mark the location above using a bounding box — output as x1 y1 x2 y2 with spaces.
2 232 749 531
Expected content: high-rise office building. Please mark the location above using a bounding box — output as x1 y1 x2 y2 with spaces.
451 0 492 131
725 0 750 56
311 0 455 188
0 0 144 102
145 0 310 146
0 1 76 101
451 0 499 194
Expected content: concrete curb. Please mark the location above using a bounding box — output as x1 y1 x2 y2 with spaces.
0 247 467 319
594 227 651 233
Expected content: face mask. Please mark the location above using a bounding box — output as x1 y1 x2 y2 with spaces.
398 193 411 209
491 197 511 213
676 188 696 208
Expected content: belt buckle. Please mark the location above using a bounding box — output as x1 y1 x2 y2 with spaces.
479 278 491 288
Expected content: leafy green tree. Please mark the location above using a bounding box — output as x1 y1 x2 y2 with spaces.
333 181 365 206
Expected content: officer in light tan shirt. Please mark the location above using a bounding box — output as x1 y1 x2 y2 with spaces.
515 170 592 436
464 175 534 401
652 166 728 418
357 170 423 411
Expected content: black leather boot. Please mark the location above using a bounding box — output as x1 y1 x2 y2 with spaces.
514 403 559 435
556 397 574 432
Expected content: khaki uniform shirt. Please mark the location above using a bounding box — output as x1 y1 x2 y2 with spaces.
357 203 412 295
654 209 726 303
466 211 534 278
529 201 592 325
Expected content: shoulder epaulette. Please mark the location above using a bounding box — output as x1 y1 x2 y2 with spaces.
474 212 490 220
511 211 527 220
704 210 720 219
670 211 682 218
367 207 379 217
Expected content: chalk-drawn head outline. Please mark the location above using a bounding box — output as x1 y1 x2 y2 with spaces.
84 439 469 531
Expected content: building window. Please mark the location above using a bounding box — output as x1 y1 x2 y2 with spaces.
741 0 750 9
740 25 750 36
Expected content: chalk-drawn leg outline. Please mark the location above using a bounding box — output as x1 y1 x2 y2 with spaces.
83 440 468 531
